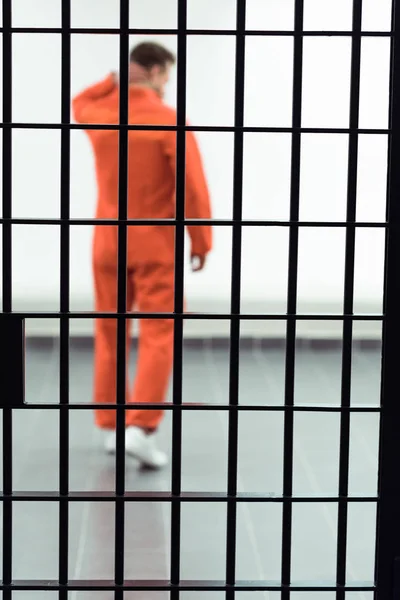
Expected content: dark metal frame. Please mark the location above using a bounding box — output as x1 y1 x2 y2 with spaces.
2 0 400 597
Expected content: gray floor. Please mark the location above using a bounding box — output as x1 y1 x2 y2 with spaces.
2 337 381 599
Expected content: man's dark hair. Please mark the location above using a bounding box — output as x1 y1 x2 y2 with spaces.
130 42 175 70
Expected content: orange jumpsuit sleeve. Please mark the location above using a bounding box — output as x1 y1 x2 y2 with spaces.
72 74 118 124
163 126 213 257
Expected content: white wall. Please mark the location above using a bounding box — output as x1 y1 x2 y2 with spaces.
0 0 393 337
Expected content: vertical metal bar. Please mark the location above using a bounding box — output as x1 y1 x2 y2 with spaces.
170 1 187 598
225 2 246 600
2 1 13 598
115 1 129 598
375 1 400 598
393 556 400 599
59 2 71 598
336 2 362 599
0 316 25 408
281 2 304 599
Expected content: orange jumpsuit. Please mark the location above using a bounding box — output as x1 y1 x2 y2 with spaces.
72 75 212 431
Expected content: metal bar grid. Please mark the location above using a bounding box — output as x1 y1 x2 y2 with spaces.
1 0 400 598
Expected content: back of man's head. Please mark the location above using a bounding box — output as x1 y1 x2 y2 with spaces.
129 42 175 71
129 42 175 98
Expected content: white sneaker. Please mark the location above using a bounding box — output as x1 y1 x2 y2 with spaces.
104 431 117 454
103 427 168 470
126 426 168 469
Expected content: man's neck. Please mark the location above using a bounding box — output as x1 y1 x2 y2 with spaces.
129 82 162 99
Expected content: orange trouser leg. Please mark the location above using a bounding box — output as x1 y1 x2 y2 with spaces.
93 263 134 429
126 263 176 431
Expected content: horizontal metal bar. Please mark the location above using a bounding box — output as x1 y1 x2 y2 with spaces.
21 402 381 412
0 122 391 135
0 491 378 502
0 579 376 592
2 26 392 37
6 311 384 320
1 218 388 228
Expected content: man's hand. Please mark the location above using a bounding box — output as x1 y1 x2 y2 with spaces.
191 254 207 272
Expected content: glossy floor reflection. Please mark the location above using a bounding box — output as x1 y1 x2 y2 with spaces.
3 337 380 600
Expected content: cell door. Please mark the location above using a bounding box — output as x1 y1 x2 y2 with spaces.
1 0 400 599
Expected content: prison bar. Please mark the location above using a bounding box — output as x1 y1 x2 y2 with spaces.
58 0 72 598
0 491 379 502
0 579 378 592
169 0 187 597
336 1 363 598
0 26 394 36
281 2 304 596
2 1 14 600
